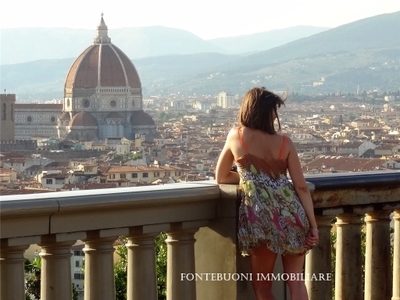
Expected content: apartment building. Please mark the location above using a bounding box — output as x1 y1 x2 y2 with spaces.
103 165 189 185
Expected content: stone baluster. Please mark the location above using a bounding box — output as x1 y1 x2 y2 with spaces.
365 210 392 300
0 240 29 300
334 213 363 300
305 215 333 300
39 236 75 300
126 229 158 300
393 210 400 300
166 224 198 300
83 233 117 300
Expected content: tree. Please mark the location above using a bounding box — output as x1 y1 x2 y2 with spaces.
115 237 128 300
156 233 167 300
25 256 41 300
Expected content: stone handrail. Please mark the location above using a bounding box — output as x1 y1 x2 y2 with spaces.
304 170 400 300
1 171 400 300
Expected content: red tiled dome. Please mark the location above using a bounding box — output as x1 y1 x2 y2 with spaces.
130 111 155 126
69 112 97 127
64 16 141 90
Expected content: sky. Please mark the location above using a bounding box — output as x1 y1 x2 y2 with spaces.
0 0 399 40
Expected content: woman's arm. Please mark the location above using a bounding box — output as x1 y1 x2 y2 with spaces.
286 138 318 231
216 131 240 184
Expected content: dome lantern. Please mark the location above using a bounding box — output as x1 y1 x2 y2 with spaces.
94 13 111 44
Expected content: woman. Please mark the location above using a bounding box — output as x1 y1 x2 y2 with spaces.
216 87 319 300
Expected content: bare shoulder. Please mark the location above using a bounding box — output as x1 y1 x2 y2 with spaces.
227 126 240 139
282 135 295 149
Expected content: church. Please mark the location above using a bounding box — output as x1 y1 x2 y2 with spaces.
14 14 156 142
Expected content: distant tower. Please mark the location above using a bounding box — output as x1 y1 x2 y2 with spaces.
217 91 235 109
0 93 16 141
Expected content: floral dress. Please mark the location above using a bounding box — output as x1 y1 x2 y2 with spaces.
236 131 310 256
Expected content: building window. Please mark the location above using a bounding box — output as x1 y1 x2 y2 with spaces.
132 173 138 178
165 171 170 176
154 172 159 177
143 173 148 178
27 116 33 122
120 173 126 179
50 116 56 123
110 100 117 107
73 250 84 256
2 103 6 120
100 179 106 183
82 99 90 108
46 179 52 184
74 273 85 280
175 171 181 176
109 174 115 179
75 261 80 267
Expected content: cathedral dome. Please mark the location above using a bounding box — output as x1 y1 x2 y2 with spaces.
130 111 155 126
69 112 97 127
64 14 141 90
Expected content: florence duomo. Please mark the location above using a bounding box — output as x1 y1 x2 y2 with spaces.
14 14 157 142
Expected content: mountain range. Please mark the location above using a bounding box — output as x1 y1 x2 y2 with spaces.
1 11 399 100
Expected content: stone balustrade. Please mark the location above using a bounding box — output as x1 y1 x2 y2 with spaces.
305 171 400 300
1 171 400 300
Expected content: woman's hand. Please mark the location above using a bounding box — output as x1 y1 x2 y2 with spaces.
305 228 319 249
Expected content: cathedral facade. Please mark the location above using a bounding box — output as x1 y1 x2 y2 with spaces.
15 15 156 142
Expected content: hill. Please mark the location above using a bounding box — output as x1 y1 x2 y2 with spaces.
208 26 329 55
0 25 327 65
1 12 399 99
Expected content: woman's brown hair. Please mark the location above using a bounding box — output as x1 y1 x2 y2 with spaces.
238 87 286 134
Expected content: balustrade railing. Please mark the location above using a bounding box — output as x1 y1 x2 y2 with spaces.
1 171 400 300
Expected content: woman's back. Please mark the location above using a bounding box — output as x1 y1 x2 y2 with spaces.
233 126 288 178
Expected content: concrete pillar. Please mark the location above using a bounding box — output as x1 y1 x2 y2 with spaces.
365 210 392 300
393 210 400 300
0 241 29 300
39 238 75 300
305 215 333 300
335 213 363 300
126 232 158 300
83 236 117 300
166 228 198 300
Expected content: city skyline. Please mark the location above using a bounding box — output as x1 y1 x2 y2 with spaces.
0 0 398 39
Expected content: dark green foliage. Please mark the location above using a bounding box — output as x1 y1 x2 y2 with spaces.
115 237 128 300
157 111 185 121
25 256 41 300
72 284 79 300
156 233 167 300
